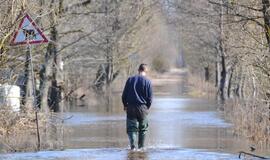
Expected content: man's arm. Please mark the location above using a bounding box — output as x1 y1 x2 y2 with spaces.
146 81 153 109
122 78 129 110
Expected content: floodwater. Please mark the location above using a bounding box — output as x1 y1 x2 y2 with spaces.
0 71 267 160
63 98 243 151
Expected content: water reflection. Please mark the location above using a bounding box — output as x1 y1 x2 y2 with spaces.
0 72 266 159
62 97 249 154
127 151 148 160
0 148 241 160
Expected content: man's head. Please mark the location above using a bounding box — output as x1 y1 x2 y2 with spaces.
138 64 148 76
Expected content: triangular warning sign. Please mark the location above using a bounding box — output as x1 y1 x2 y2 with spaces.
11 14 48 45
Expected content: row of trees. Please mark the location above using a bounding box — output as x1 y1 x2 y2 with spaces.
162 0 270 101
0 0 162 112
162 0 270 145
0 0 166 151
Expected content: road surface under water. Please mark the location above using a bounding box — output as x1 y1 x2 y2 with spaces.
63 98 245 151
0 97 251 160
0 71 266 160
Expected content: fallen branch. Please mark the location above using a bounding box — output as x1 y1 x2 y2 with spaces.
238 151 268 159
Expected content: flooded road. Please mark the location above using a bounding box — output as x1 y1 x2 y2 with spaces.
63 97 246 152
0 70 258 159
0 148 242 160
0 97 250 160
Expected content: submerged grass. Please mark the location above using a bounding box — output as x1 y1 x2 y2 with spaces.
224 99 270 148
188 74 270 149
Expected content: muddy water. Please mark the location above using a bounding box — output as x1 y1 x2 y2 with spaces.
0 72 264 160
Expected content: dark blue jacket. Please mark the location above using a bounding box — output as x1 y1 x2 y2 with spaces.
122 75 153 108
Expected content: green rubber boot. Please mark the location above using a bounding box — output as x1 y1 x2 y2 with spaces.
138 132 146 149
127 132 137 150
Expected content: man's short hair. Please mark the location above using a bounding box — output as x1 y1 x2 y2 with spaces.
138 64 147 72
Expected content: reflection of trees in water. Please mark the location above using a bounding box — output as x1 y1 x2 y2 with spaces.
127 151 148 160
153 72 189 96
178 73 188 95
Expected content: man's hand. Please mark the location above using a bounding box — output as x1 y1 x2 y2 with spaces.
124 106 127 111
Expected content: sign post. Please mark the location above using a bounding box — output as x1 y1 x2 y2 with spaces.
11 13 49 150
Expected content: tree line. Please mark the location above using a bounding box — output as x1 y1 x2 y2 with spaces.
1 0 170 152
0 0 162 112
162 0 270 145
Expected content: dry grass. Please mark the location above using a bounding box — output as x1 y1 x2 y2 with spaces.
187 73 216 98
151 55 170 73
0 107 65 153
224 99 270 148
188 74 270 148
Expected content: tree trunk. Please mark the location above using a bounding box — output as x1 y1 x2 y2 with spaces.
227 68 234 98
40 44 53 113
48 26 60 112
240 73 246 98
38 64 45 110
234 67 242 97
204 66 210 81
40 0 62 112
262 0 270 50
215 53 221 88
217 0 227 102
219 54 227 101
252 75 257 98
23 48 34 109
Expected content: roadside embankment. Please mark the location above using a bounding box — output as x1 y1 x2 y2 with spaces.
187 73 270 149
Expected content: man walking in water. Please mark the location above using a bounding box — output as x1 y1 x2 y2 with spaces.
122 64 153 150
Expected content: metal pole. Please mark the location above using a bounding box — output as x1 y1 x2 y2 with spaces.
28 43 41 151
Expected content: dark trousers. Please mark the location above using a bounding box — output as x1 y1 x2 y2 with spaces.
126 105 149 148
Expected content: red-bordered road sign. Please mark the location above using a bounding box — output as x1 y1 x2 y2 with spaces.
11 14 48 45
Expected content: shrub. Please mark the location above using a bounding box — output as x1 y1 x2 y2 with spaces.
151 55 170 73
0 107 65 153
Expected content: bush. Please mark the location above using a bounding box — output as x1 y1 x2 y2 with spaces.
151 55 170 73
0 107 65 153
224 99 270 148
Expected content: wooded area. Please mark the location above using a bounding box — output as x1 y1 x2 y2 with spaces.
0 0 270 152
166 0 270 146
0 0 180 151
